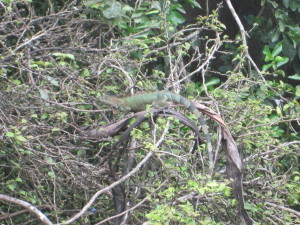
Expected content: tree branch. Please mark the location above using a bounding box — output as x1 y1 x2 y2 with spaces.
0 194 53 225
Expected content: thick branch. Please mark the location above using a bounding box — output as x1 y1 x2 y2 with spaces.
0 194 53 225
265 202 300 217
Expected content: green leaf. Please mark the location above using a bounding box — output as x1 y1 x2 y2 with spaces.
170 4 186 14
272 41 283 57
58 61 67 66
283 35 297 58
19 190 27 195
290 1 300 11
224 187 231 197
122 5 133 11
39 89 49 101
31 114 38 118
198 187 205 195
48 171 55 179
52 128 60 132
263 45 273 61
282 0 289 8
53 52 75 60
103 1 122 19
80 68 90 77
16 177 22 182
199 78 221 93
46 156 55 164
296 85 300 97
268 0 278 8
16 135 27 142
275 56 289 67
271 125 284 137
6 132 15 137
43 75 60 87
271 30 280 42
205 78 220 87
184 0 201 8
13 79 21 85
274 56 287 62
288 74 300 80
84 0 102 7
167 11 185 25
145 9 160 15
262 63 272 72
20 119 27 124
8 184 16 191
278 19 285 32
275 69 285 76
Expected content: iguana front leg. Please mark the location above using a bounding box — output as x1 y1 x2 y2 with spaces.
118 104 132 113
151 94 169 108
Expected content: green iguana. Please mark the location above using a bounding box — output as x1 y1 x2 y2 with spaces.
99 91 213 170
98 92 253 224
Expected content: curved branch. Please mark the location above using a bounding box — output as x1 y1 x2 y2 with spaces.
0 194 53 225
113 108 201 149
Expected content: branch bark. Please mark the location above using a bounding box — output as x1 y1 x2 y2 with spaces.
0 194 54 225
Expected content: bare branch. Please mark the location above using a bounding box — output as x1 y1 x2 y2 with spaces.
0 194 54 225
265 202 300 217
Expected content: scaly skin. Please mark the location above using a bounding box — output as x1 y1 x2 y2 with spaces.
99 91 213 171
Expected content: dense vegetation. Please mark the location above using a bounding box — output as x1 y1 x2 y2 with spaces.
0 0 299 224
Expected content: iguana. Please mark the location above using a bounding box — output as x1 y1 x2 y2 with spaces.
99 92 253 223
99 91 213 171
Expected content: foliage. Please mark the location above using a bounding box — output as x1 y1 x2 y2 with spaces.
145 177 232 224
250 0 300 75
0 0 299 224
262 41 289 72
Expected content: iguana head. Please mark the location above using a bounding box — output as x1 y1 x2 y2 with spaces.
99 95 119 107
99 95 129 113
99 95 132 112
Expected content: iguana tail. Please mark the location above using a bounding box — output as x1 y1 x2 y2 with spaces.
164 92 214 172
